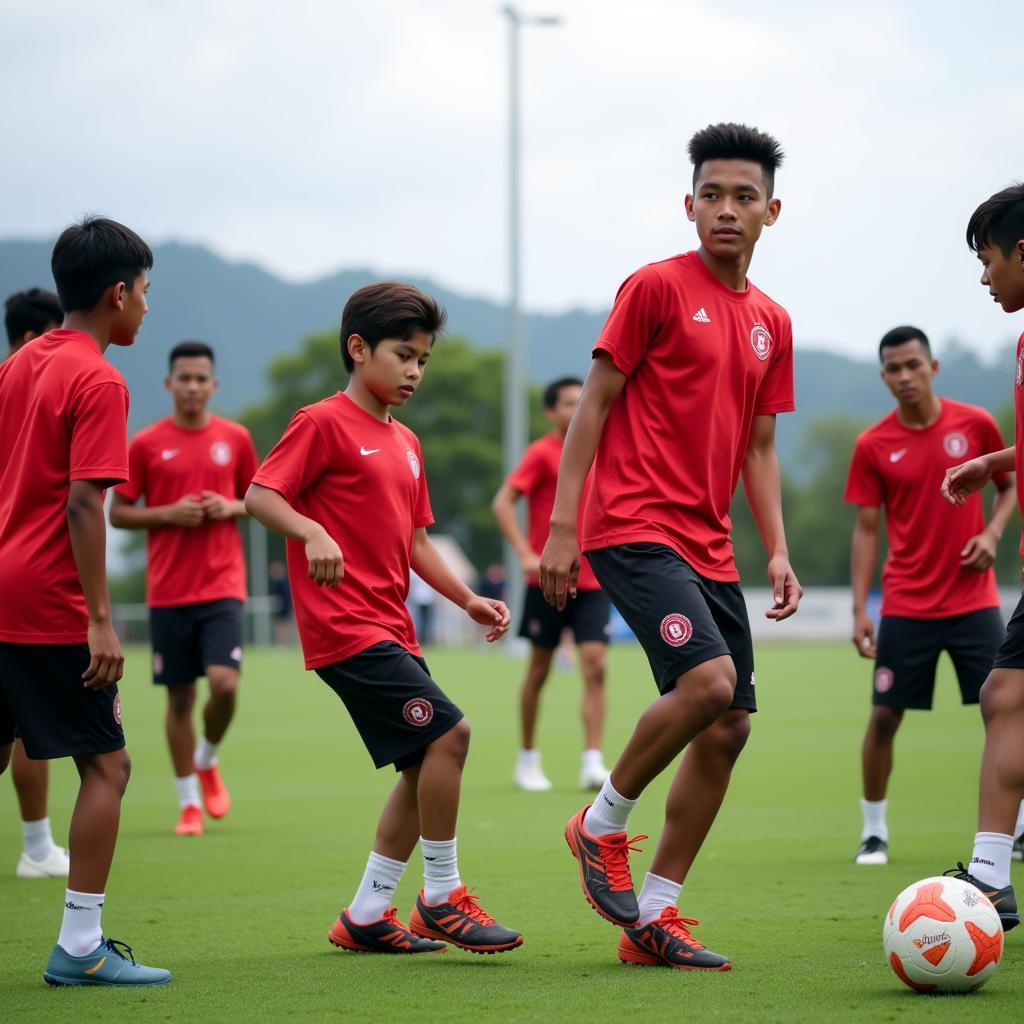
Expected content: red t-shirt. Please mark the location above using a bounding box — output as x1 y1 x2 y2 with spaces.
251 392 434 669
844 400 1006 618
506 433 601 590
582 251 795 581
115 415 258 607
1015 332 1024 564
0 330 129 644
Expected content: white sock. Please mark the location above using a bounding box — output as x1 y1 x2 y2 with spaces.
22 816 56 862
1014 801 1024 840
517 748 539 767
57 889 104 957
970 831 1013 889
582 748 604 769
860 798 888 841
421 837 461 904
637 871 683 926
174 774 201 809
347 852 406 924
195 736 218 770
584 778 638 836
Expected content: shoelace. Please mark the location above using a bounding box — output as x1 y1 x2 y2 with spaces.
597 833 648 892
451 886 496 926
104 938 137 966
943 862 973 881
656 908 705 949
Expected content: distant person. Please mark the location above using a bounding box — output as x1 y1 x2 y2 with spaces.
408 570 437 646
268 560 294 646
246 281 523 955
0 216 169 985
4 286 69 879
109 342 258 838
845 325 1017 866
478 563 506 603
492 377 610 792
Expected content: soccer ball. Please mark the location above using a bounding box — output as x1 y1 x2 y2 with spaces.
883 876 1003 993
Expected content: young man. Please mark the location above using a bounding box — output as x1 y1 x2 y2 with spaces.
0 216 169 985
5 286 70 878
109 342 257 837
493 376 611 791
540 123 801 970
942 182 1024 931
246 281 523 956
846 326 1016 866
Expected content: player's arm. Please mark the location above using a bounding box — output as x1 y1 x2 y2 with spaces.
540 352 626 610
109 490 205 529
741 413 802 621
850 505 880 658
491 482 538 578
960 468 1016 571
244 483 342 587
198 492 247 521
411 528 509 642
942 446 1015 506
67 480 123 688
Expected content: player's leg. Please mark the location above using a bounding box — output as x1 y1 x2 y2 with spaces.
514 585 560 790
573 589 612 789
12 740 68 877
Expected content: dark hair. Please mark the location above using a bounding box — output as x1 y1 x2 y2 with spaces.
688 123 784 196
339 281 446 372
966 183 1024 257
50 215 153 313
543 376 583 409
169 340 215 370
5 287 63 344
879 325 930 362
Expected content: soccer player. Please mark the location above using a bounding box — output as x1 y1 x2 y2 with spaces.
540 123 801 970
109 342 257 837
245 281 523 956
4 286 70 878
846 326 1016 866
942 182 1024 931
492 376 611 791
0 216 169 985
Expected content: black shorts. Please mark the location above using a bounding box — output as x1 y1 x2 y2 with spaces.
587 543 755 711
992 593 1024 670
873 608 1004 709
517 584 611 649
150 598 244 686
315 642 464 771
0 643 126 759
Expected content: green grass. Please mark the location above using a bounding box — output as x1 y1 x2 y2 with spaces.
1 641 1019 1021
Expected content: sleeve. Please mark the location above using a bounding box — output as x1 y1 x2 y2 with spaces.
114 434 148 502
592 267 664 378
754 314 795 415
414 443 434 529
235 428 260 498
506 442 543 495
69 381 130 485
250 411 329 502
977 409 1011 488
844 435 883 507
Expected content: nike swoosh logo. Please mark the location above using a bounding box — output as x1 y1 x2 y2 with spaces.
360 447 381 456
161 449 180 461
889 449 908 463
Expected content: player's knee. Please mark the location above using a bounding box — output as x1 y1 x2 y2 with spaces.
446 718 471 763
713 712 751 763
168 685 196 715
582 652 607 687
208 670 238 700
691 670 736 721
980 671 1024 723
868 705 903 741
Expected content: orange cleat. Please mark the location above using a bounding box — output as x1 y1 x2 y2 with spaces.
618 908 732 971
196 764 231 819
174 804 203 837
329 908 446 954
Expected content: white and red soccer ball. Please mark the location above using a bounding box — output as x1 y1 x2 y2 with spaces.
883 876 1003 993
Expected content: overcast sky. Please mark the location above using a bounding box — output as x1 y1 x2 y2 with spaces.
2 0 1023 360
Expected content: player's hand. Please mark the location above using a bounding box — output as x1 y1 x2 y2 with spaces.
200 490 233 521
465 595 510 643
83 620 124 688
942 456 992 506
165 494 205 527
305 525 343 587
766 555 802 621
852 610 877 659
519 550 542 580
960 530 997 571
539 523 580 611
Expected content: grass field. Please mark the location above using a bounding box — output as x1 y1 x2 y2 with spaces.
1 640 1020 1022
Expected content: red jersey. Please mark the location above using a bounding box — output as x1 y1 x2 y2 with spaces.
0 330 129 644
1015 332 1024 564
506 433 601 590
582 251 794 581
115 415 258 607
844 399 1006 618
251 392 433 669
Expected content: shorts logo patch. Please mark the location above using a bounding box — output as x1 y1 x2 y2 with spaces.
113 694 122 725
230 646 242 663
528 618 542 637
750 672 756 687
660 613 693 648
875 666 894 693
153 652 164 676
403 698 434 727
406 449 421 480
943 432 968 459
210 441 232 466
750 323 772 361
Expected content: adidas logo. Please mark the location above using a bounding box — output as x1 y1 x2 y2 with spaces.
692 308 711 323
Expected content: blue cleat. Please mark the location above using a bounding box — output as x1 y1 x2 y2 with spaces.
43 937 172 987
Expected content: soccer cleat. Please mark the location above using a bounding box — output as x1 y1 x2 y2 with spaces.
16 845 70 879
854 836 888 865
196 764 231 818
565 806 644 927
329 907 446 954
579 763 610 791
514 760 553 792
409 885 523 953
1013 834 1023 863
945 862 1019 931
43 937 171 987
174 804 203 837
618 908 732 971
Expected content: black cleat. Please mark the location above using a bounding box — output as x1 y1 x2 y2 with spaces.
854 836 888 865
945 862 1019 931
409 886 523 954
618 908 732 971
565 806 644 927
328 907 447 953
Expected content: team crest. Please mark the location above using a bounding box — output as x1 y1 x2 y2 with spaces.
406 449 421 480
875 667 894 693
1017 348 1023 388
113 694 122 725
943 432 968 459
210 441 232 466
750 323 772 361
660 613 693 648
403 698 433 726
